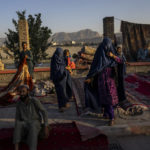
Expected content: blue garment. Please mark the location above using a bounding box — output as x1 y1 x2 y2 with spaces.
116 52 126 102
50 48 72 108
20 50 34 77
50 48 66 83
103 105 114 120
87 38 117 78
84 75 100 113
85 38 117 113
137 48 149 61
117 52 126 74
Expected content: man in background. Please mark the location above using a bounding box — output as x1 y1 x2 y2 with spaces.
19 42 34 78
137 45 150 61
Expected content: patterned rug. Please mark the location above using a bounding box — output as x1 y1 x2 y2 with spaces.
72 74 150 114
125 74 150 110
72 77 86 115
0 122 108 150
0 58 33 106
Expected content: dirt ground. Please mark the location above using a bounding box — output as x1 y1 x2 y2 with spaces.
0 94 150 150
0 94 150 128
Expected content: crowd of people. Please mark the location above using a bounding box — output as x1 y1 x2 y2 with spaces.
12 38 128 150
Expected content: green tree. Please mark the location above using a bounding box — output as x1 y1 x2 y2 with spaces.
5 10 52 66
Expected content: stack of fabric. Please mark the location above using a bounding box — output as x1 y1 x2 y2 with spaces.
75 46 96 69
0 58 33 106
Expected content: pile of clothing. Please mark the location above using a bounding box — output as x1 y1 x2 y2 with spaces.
75 46 96 69
33 80 55 96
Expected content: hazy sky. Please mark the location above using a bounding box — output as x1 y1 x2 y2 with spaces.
0 0 150 37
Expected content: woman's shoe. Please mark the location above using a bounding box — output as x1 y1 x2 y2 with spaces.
65 103 70 108
103 115 109 119
108 119 114 126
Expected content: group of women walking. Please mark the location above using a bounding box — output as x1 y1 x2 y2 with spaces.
50 37 126 126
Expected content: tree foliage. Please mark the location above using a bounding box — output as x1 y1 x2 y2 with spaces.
5 10 52 66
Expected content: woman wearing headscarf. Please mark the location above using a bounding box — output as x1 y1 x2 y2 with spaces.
84 38 124 125
19 42 34 78
116 44 127 103
63 49 74 98
50 48 72 112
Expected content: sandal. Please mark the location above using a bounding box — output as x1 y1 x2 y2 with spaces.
108 119 114 126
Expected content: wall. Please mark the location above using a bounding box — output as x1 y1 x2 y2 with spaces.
0 62 150 85
103 17 114 40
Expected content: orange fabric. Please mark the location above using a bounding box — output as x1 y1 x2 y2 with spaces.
67 57 76 69
0 58 33 105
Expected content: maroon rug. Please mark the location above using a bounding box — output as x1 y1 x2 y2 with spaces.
72 74 150 112
0 122 108 150
125 74 150 109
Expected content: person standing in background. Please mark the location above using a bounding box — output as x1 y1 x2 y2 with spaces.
19 42 34 78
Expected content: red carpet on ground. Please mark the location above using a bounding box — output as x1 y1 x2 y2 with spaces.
125 74 150 96
72 74 150 114
125 74 150 108
0 122 108 150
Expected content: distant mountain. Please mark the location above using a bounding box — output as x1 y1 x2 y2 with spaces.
51 29 101 43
